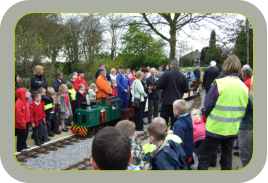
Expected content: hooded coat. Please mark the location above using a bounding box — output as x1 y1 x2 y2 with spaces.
15 88 27 129
173 113 193 159
147 139 188 170
192 117 206 142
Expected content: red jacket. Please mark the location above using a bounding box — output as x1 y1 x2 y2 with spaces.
244 77 251 92
111 86 118 96
131 76 136 83
74 77 88 93
192 117 206 142
15 88 27 129
30 101 46 126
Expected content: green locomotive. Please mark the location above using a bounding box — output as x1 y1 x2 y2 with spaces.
70 97 123 137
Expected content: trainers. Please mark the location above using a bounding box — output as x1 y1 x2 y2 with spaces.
48 133 55 137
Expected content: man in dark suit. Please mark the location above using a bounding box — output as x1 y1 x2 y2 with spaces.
146 68 161 124
151 59 189 129
203 61 220 94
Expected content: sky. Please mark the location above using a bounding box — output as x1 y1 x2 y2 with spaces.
57 13 247 61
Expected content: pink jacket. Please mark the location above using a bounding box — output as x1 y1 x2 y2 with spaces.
192 117 206 142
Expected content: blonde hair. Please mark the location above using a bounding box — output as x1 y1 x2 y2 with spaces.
90 83 96 89
78 83 85 89
191 109 202 122
173 99 187 114
115 120 135 137
111 80 116 84
135 71 143 79
59 84 67 92
222 55 242 76
34 65 44 76
111 68 116 74
126 69 131 73
47 87 55 95
250 76 253 93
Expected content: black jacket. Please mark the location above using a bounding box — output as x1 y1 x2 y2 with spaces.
76 91 87 109
53 78 65 92
141 77 149 101
30 74 48 93
41 95 54 118
203 67 220 90
156 67 189 105
193 69 200 79
95 70 111 81
146 76 161 100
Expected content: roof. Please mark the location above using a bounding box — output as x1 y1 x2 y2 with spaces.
180 51 201 59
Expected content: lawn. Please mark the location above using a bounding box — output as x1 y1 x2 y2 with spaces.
179 67 208 72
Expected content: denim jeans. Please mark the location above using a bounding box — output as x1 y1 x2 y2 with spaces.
198 136 235 170
238 129 253 167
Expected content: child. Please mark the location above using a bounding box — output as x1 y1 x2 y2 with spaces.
50 93 61 135
15 88 29 152
172 99 193 170
115 120 145 170
87 83 97 106
146 121 187 170
76 83 87 109
111 80 117 96
190 109 206 170
58 84 72 132
30 91 47 146
90 127 136 170
38 87 51 142
67 82 76 124
25 91 32 149
41 87 56 137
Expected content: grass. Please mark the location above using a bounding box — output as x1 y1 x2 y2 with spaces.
179 67 208 72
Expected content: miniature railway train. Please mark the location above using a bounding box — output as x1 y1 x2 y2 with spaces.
70 81 200 137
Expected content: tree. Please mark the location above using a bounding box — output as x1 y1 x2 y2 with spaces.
135 13 234 62
205 30 219 63
200 46 209 63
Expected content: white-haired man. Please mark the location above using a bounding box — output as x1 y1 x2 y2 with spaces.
146 68 161 124
203 61 220 94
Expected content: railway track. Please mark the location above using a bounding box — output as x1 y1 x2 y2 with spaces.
16 94 202 165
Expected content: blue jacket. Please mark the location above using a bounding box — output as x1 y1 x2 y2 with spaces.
53 78 65 92
147 140 187 170
116 73 132 93
240 93 253 130
186 71 195 81
173 113 193 160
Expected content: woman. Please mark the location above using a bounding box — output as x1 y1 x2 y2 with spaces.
74 70 88 93
131 70 136 83
109 68 117 86
241 66 253 92
198 55 249 170
181 69 186 77
15 72 21 102
126 68 133 80
30 65 48 93
53 72 65 92
132 71 147 131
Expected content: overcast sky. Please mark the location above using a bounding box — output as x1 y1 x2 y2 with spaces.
56 13 247 62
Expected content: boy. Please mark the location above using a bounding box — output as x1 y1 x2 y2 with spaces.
171 99 193 170
38 88 51 142
15 88 29 152
67 82 76 120
50 93 61 134
76 83 87 109
90 127 136 170
30 91 47 146
115 120 145 170
146 121 187 170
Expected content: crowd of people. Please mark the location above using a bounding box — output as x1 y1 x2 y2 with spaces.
15 55 253 170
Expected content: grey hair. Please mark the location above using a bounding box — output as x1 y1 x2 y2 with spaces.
150 68 156 72
241 67 253 77
210 61 217 67
170 59 179 66
99 67 106 72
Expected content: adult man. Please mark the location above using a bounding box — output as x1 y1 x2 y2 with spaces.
95 63 111 81
152 59 189 129
146 68 161 124
186 68 195 88
146 66 151 78
116 65 133 108
194 66 201 82
96 68 113 99
203 61 220 94
158 66 164 77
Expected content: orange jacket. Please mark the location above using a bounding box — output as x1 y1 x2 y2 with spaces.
96 75 112 99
